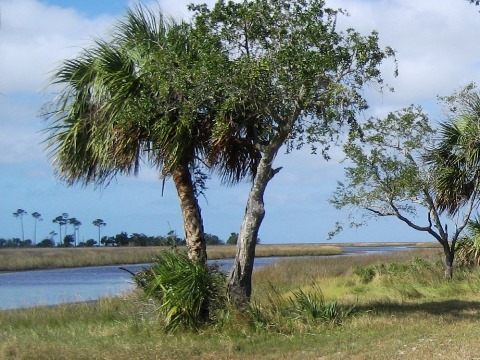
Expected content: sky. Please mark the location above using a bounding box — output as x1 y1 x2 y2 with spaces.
1 0 480 245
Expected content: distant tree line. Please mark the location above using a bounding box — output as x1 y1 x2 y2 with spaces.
0 231 238 248
9 209 108 247
7 207 239 248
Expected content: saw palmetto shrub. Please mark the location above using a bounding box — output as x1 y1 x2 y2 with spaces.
136 251 226 331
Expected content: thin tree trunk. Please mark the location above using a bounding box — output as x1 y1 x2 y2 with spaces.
443 244 454 279
20 218 25 242
172 163 207 264
227 138 284 306
33 220 37 246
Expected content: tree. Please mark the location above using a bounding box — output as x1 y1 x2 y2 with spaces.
43 4 258 264
101 235 116 247
426 84 480 215
192 0 396 304
69 217 82 247
204 233 224 245
52 214 68 246
31 212 42 246
48 231 57 242
93 219 106 246
78 239 97 247
455 214 480 267
114 231 130 246
37 238 55 248
63 234 74 247
12 209 27 242
330 105 480 278
226 232 238 245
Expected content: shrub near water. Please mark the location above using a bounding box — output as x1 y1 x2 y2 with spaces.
137 251 226 331
134 251 353 333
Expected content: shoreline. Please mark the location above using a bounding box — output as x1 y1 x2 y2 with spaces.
0 242 439 272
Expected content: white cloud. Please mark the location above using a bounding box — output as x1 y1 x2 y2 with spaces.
0 0 117 165
0 0 113 93
331 0 480 111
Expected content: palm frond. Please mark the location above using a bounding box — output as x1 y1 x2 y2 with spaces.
426 87 480 214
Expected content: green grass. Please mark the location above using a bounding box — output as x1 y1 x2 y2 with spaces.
4 248 480 359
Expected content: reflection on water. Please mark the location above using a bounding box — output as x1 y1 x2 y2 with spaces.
0 246 414 310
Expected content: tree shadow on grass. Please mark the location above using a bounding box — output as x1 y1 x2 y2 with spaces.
352 299 480 320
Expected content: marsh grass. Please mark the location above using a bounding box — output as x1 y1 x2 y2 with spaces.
0 247 169 271
5 248 480 359
0 244 343 271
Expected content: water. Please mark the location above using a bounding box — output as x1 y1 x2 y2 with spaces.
0 246 414 310
0 265 136 310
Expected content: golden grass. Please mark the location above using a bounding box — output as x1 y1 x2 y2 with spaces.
0 244 343 271
0 247 168 271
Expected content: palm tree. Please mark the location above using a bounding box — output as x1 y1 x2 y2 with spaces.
43 5 258 263
12 209 27 242
69 218 82 247
31 212 42 245
425 85 480 277
52 214 68 246
428 85 480 214
456 214 480 267
92 219 106 246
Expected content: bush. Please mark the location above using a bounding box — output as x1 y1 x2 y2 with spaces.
456 238 480 267
352 256 443 290
136 251 226 331
243 282 353 332
354 265 377 283
289 285 340 322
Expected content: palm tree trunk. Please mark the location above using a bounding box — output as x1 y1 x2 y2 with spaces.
172 163 207 264
33 220 37 246
20 218 25 242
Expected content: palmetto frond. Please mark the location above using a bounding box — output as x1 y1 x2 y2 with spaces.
43 5 197 185
44 3 260 188
426 86 480 215
209 111 262 184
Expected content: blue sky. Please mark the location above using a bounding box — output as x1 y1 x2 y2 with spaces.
1 0 479 244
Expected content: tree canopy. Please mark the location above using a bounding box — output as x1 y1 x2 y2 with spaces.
426 84 480 215
43 4 262 263
330 104 480 278
191 0 397 304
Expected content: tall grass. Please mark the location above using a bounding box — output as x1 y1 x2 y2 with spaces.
0 244 343 271
4 248 480 359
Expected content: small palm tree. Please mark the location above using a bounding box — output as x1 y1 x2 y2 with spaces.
52 214 68 246
13 209 27 242
92 219 106 246
31 212 42 246
427 85 480 215
456 215 480 267
69 218 82 247
139 251 226 331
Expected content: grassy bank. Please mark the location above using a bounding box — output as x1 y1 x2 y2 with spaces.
3 248 480 359
0 244 343 271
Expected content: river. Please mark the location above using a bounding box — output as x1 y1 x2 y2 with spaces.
0 246 414 310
